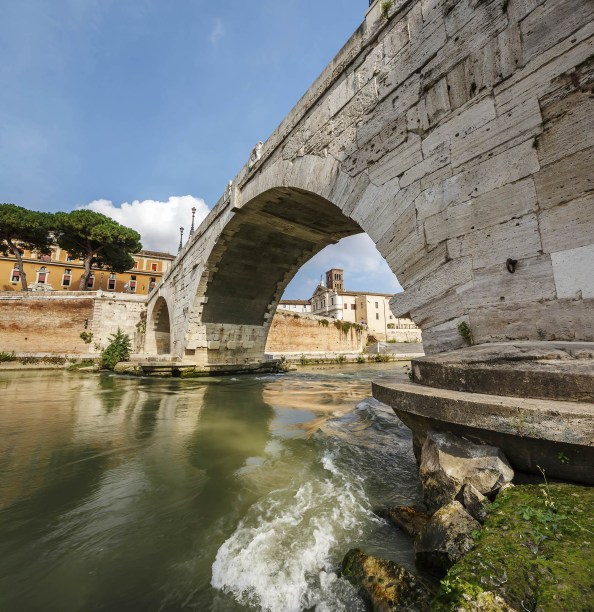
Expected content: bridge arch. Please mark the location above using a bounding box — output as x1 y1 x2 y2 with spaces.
147 0 594 370
147 296 172 355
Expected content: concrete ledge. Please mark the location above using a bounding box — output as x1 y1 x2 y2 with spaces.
372 378 594 485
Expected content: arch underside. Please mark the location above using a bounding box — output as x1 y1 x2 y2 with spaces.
153 297 171 354
200 187 363 326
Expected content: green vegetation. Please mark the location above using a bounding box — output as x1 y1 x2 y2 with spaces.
333 320 364 335
0 203 142 292
67 359 97 371
319 319 329 327
369 353 391 363
55 210 141 291
79 331 94 344
0 351 17 362
380 0 394 19
100 329 131 370
0 203 54 291
433 483 594 611
457 321 474 346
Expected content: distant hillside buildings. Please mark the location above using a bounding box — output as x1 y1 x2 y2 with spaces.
280 268 420 342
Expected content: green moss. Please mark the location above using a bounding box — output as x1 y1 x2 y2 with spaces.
432 484 594 611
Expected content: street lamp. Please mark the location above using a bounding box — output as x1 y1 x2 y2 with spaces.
190 207 196 235
178 227 184 253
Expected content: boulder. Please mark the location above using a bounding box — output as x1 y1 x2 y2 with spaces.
415 501 480 576
455 483 490 523
419 431 514 512
341 549 434 611
377 506 431 538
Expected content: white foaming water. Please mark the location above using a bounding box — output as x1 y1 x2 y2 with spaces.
211 451 373 611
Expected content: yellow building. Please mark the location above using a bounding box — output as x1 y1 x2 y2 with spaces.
0 246 175 295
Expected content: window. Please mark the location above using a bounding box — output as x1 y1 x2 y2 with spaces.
375 302 379 308
389 315 393 319
86 274 95 289
344 304 348 310
149 277 156 292
133 261 139 269
107 273 116 291
331 298 334 305
37 266 47 284
351 304 356 310
129 275 137 293
376 313 379 320
10 265 20 283
66 253 74 262
39 253 51 263
151 262 158 272
62 269 72 287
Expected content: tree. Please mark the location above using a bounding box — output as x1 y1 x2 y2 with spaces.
54 210 142 291
0 203 54 291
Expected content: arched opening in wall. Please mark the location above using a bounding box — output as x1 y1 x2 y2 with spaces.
198 187 411 351
152 297 171 355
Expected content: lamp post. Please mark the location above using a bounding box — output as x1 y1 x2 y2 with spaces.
189 207 196 235
178 227 184 253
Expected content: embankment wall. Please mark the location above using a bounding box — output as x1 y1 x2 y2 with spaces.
265 310 366 354
0 292 146 355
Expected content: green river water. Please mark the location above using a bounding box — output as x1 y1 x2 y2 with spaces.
0 365 422 612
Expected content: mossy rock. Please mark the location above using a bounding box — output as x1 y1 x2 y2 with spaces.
432 483 594 611
342 548 434 611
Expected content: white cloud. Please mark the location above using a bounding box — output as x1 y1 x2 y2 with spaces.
81 195 209 254
283 233 403 299
210 18 224 45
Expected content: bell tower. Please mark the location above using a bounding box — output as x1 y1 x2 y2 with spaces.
325 268 344 292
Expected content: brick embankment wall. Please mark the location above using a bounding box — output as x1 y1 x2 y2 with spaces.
0 293 95 354
265 310 366 353
0 291 147 355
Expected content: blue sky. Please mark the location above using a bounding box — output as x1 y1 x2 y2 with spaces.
0 0 401 298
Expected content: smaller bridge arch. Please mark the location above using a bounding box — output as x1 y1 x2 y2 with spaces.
148 296 172 355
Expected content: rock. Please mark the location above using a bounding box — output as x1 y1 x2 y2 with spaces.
341 549 434 611
455 483 490 523
415 501 480 576
419 431 514 512
377 506 431 538
113 362 142 375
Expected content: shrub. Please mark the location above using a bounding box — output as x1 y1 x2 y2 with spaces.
100 328 131 370
457 321 474 346
0 351 17 362
80 331 93 344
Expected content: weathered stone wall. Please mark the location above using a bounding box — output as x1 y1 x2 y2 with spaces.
0 292 146 355
91 293 147 352
0 292 94 354
150 0 594 364
265 310 365 353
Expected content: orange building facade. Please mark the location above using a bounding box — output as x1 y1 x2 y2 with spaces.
0 246 175 295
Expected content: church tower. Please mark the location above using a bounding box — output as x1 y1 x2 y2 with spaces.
325 268 344 292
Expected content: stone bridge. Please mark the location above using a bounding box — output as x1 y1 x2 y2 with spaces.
145 0 594 372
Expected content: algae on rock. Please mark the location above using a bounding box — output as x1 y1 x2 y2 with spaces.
432 483 594 611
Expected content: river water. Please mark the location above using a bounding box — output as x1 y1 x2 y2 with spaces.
0 365 422 612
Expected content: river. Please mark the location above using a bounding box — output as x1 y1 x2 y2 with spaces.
0 364 422 612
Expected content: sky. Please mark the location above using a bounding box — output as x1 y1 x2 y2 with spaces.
0 0 402 298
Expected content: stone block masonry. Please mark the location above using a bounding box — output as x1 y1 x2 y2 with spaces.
147 0 594 367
